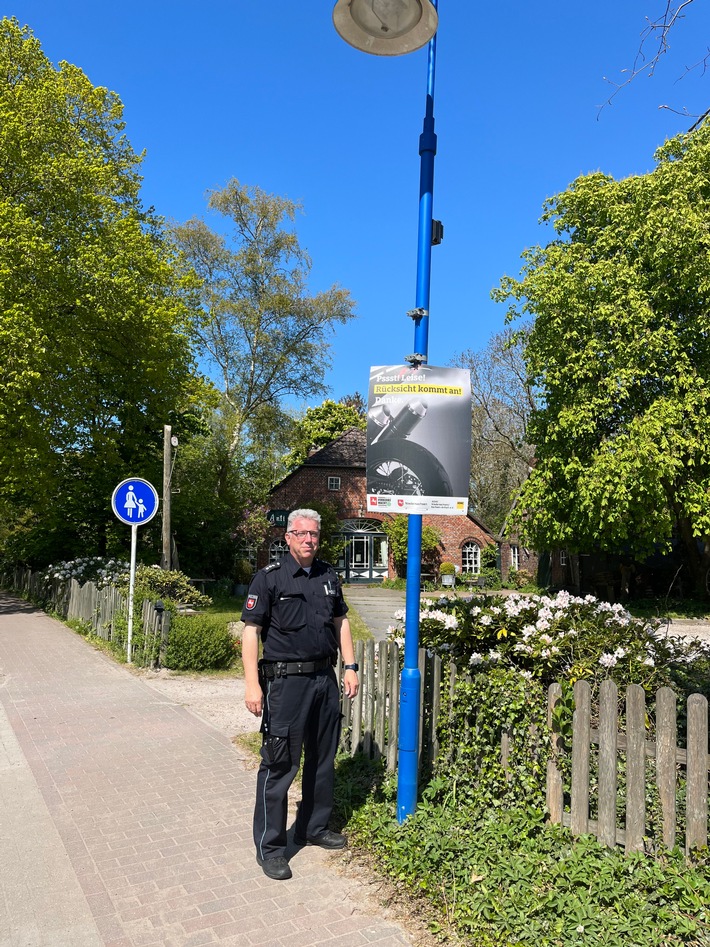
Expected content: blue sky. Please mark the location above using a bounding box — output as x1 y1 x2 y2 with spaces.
10 2 710 407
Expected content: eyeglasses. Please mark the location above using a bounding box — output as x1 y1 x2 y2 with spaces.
288 530 320 539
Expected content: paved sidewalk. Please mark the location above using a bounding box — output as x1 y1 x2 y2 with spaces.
0 593 413 947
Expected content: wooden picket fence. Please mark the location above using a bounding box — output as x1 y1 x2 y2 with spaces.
546 679 709 855
337 639 444 774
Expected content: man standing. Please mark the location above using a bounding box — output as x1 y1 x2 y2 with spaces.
242 508 359 881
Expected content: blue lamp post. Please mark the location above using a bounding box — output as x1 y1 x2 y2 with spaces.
333 0 440 822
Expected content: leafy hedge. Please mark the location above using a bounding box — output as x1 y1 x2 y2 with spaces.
164 613 238 671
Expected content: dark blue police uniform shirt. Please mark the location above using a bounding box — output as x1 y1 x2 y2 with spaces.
240 552 348 662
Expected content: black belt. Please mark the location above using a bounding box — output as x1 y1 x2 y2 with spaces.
260 657 332 679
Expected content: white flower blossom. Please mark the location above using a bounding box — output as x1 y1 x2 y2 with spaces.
469 653 483 666
599 653 617 668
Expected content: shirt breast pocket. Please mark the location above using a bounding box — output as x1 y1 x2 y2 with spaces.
276 594 307 631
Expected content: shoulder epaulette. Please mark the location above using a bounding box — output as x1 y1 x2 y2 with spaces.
263 561 281 573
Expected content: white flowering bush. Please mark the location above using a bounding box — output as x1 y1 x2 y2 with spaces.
42 557 129 589
390 590 710 697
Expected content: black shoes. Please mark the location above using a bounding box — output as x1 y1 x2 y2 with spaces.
256 855 292 880
256 830 347 879
293 829 347 850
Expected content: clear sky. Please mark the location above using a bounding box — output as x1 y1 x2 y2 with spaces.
9 2 710 408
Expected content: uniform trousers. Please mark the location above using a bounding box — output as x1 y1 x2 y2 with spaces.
254 667 341 860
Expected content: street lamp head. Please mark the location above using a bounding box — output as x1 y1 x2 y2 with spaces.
333 0 438 56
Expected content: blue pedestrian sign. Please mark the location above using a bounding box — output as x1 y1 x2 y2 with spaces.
111 478 159 526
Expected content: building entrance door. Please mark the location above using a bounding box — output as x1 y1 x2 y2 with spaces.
336 519 388 583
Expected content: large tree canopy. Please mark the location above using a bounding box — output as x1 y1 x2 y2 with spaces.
0 19 203 565
172 180 357 462
495 120 710 589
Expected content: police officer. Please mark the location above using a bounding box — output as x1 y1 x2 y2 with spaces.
242 508 359 881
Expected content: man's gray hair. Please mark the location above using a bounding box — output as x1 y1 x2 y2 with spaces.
287 508 322 530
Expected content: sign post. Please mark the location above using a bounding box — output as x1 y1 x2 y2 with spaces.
111 478 159 663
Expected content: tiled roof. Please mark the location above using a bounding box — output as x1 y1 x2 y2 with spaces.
302 427 366 468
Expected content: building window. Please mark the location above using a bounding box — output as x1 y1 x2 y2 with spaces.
269 540 288 564
327 476 341 491
238 544 257 571
462 542 481 575
510 545 520 571
560 550 568 566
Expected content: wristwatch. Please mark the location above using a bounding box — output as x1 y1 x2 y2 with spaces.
344 663 359 672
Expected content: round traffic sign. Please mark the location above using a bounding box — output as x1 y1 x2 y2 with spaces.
111 478 159 526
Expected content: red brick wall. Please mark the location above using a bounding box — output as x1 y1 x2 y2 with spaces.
262 465 495 578
499 540 540 583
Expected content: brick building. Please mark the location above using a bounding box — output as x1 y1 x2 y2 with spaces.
256 428 495 583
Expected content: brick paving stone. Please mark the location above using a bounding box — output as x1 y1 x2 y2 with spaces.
0 592 416 946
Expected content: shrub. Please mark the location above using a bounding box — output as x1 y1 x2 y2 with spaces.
439 561 455 575
41 556 129 588
164 613 237 671
391 590 710 699
118 566 212 608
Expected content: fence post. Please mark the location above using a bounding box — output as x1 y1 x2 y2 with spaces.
570 679 591 836
656 686 677 850
363 638 376 757
546 683 564 825
387 642 400 773
597 679 618 847
350 639 365 756
374 640 388 762
625 684 646 854
686 693 709 854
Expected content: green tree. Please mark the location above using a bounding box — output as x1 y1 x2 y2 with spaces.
285 399 366 471
0 19 203 567
381 515 441 578
495 120 710 592
172 180 357 465
171 411 273 580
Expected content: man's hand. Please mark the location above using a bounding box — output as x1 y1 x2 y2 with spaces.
245 683 263 717
242 622 263 716
343 669 359 700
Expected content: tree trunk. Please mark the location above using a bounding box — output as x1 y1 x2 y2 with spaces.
677 517 710 598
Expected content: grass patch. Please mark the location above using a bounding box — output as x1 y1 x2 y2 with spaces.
627 597 710 620
342 592 373 643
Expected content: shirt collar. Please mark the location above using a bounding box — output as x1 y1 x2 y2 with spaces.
283 551 322 577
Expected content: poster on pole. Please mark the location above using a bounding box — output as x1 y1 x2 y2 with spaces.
366 365 471 515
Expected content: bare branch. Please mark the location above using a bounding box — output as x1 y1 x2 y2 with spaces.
598 1 708 118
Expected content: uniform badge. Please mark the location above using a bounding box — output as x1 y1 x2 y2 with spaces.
246 594 259 610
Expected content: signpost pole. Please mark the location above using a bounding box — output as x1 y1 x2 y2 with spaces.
111 477 159 665
127 524 138 664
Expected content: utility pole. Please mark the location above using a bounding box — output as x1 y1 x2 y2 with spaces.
161 425 172 570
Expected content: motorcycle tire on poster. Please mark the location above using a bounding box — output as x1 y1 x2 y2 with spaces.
367 440 452 497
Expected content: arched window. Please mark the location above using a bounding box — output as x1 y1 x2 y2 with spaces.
462 541 481 575
269 540 288 564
